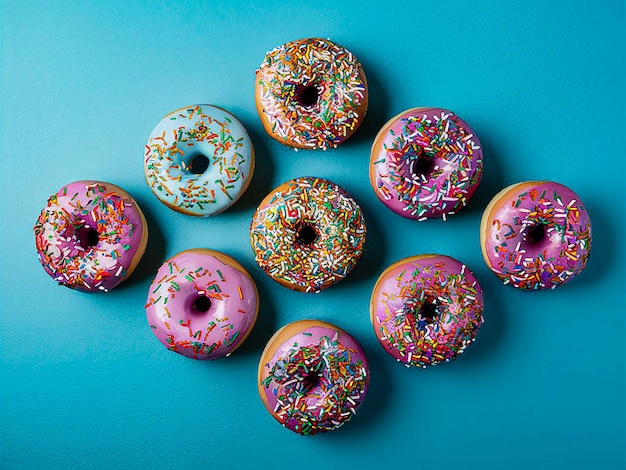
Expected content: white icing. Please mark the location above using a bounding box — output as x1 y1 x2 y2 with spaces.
144 104 254 216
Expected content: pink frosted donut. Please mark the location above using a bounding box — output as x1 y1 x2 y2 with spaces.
34 180 148 292
370 107 483 220
145 249 259 359
480 181 592 290
370 255 484 368
258 320 369 435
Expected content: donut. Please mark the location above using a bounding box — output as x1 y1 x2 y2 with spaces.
34 181 148 293
144 104 254 216
258 320 369 435
145 249 258 360
370 255 484 368
370 107 483 220
480 181 592 290
250 177 366 292
255 38 368 150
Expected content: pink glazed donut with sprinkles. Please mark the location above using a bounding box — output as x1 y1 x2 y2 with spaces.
370 108 483 220
146 249 259 360
480 181 592 290
371 255 484 368
258 320 369 435
34 181 148 292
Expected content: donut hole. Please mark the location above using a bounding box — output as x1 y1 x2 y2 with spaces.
294 83 320 108
192 295 212 313
419 301 439 321
526 223 547 244
188 154 210 175
76 225 99 249
410 154 434 179
406 298 440 330
302 370 321 391
295 223 318 246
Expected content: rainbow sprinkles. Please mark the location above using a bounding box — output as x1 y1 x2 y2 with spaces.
34 181 147 292
144 104 254 216
145 249 259 360
370 108 483 220
250 177 366 292
259 323 369 435
481 181 592 290
255 38 368 150
371 255 484 368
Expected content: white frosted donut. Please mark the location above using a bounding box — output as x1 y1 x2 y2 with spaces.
255 38 368 150
144 104 255 216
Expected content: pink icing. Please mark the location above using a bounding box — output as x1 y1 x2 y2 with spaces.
371 255 484 368
146 250 258 359
482 181 592 290
259 323 369 435
371 108 482 220
33 181 146 293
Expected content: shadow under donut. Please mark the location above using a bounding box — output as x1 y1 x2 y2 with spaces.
342 56 390 149
334 195 388 291
453 277 507 367
228 279 278 361
116 193 167 290
225 122 275 216
454 128 507 222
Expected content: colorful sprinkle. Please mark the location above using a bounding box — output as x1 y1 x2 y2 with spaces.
371 108 482 220
371 255 484 368
250 177 366 292
482 182 592 290
260 323 369 435
33 181 145 293
256 38 367 150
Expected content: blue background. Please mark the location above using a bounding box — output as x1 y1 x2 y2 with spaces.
1 1 625 468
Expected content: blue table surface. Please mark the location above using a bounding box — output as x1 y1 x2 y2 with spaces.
1 1 625 468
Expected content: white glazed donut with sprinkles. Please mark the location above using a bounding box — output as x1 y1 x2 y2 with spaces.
255 38 368 150
250 177 366 292
145 104 255 216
